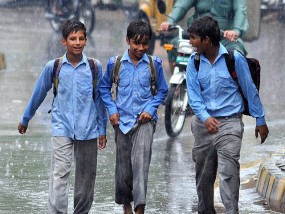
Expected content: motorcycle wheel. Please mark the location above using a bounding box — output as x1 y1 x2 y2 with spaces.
165 83 187 138
79 1 96 35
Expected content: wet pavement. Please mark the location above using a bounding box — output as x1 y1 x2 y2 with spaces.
0 4 284 214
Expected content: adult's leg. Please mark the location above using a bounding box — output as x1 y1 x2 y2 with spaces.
48 137 73 214
167 37 179 74
191 117 217 214
222 38 248 56
132 122 154 211
216 117 244 214
73 139 98 214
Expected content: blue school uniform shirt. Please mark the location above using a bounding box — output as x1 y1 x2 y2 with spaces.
21 53 107 140
186 43 266 126
99 50 168 134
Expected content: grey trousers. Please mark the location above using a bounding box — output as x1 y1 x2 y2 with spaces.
48 137 98 214
191 116 244 214
114 121 155 210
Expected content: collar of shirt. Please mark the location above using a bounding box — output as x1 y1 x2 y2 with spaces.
62 52 88 67
198 43 228 65
121 50 150 65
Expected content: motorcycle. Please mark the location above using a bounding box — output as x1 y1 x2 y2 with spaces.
45 0 96 35
157 0 195 138
261 0 285 19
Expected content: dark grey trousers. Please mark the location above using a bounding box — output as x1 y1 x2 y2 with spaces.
48 137 98 214
114 121 155 210
191 116 244 214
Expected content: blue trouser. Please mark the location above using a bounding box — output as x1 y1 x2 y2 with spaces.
114 121 155 210
191 115 244 214
48 137 98 214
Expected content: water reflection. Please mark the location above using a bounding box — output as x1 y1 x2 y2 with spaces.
163 136 198 213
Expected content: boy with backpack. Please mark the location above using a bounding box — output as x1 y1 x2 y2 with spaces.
186 16 269 213
99 20 168 214
18 19 107 214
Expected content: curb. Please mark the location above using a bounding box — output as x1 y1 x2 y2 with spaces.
0 52 6 70
256 152 285 211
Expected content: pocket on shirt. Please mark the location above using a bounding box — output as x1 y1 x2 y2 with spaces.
218 71 237 88
139 75 151 97
118 77 130 96
198 72 210 89
78 77 93 96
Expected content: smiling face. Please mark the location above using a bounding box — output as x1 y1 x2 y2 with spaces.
126 34 150 60
62 30 87 57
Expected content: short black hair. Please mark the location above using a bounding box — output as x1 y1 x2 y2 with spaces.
62 19 86 39
127 20 152 42
187 16 221 46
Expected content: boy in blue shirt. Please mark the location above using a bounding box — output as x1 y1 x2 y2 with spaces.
99 20 168 214
18 19 107 214
186 16 269 214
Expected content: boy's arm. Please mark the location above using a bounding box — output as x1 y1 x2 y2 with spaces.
19 61 54 133
99 57 118 116
143 57 168 117
94 60 107 136
234 52 269 144
186 55 211 123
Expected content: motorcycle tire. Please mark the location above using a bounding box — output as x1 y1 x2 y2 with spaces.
164 83 187 138
79 1 96 35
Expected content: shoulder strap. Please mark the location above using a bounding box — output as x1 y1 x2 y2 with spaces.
194 53 200 71
112 55 123 84
49 57 63 113
111 55 122 100
224 49 237 81
147 55 157 96
52 57 63 97
87 57 98 99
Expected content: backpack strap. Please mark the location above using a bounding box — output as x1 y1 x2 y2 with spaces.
52 57 63 97
87 57 98 99
224 49 237 81
48 57 63 113
194 53 200 71
111 55 122 100
112 55 122 85
111 55 157 100
224 49 248 110
147 55 157 96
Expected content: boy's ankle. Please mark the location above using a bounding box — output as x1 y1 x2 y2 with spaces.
123 203 133 214
135 204 145 214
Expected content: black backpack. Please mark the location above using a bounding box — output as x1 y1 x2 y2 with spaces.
194 49 261 116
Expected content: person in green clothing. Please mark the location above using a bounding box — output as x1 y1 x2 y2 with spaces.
160 0 249 72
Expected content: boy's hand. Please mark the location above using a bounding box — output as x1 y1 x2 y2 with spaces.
138 112 152 124
98 135 107 150
204 117 220 134
18 122 27 134
109 113 120 127
255 124 269 144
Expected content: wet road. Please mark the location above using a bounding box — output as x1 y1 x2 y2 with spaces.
0 5 284 214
